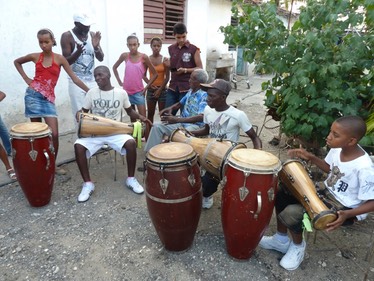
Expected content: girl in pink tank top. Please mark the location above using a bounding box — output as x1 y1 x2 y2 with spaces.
112 34 158 122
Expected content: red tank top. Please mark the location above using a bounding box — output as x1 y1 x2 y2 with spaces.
30 52 61 103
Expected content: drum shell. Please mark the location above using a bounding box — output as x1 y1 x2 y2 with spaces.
78 113 134 137
145 143 202 251
10 129 55 207
170 128 246 179
221 149 281 259
279 160 337 230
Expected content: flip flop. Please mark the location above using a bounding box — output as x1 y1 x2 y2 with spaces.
7 169 17 180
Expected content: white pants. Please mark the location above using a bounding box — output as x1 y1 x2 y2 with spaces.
68 79 96 119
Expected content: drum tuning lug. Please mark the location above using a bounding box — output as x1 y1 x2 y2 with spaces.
43 150 50 170
188 174 196 187
267 187 275 201
159 179 169 194
239 186 249 201
200 167 206 177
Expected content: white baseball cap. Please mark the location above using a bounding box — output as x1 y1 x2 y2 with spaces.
73 13 95 26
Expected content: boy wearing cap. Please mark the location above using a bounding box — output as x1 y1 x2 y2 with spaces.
61 13 104 122
190 79 262 209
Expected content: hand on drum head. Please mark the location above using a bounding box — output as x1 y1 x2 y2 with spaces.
325 210 348 232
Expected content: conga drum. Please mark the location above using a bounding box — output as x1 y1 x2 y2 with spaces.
221 148 282 259
170 128 246 179
77 113 135 137
279 160 337 230
145 142 202 251
10 122 55 207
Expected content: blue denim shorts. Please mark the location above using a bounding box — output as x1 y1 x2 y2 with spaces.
146 88 167 102
128 91 145 105
25 87 57 118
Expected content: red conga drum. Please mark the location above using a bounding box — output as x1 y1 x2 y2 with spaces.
221 148 282 259
10 122 55 207
145 142 202 251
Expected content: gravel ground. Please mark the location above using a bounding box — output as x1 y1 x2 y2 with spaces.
0 77 373 281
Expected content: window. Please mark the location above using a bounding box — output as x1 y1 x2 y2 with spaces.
144 0 185 43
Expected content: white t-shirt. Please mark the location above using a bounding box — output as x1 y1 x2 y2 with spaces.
324 147 374 220
203 106 253 142
83 87 131 122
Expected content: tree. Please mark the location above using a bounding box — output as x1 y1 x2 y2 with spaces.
221 0 373 147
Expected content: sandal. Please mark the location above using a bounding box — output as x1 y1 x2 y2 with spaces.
7 168 17 180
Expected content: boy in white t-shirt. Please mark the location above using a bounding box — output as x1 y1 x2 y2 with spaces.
260 115 374 271
74 66 151 203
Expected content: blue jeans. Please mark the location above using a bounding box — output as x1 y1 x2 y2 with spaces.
165 88 188 115
0 115 11 155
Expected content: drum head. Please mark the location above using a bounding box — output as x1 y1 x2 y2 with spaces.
10 122 50 137
147 142 196 164
228 148 282 174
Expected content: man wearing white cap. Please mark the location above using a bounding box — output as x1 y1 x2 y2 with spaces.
61 13 104 122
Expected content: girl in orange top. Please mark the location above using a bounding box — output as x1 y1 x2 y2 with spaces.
143 37 170 124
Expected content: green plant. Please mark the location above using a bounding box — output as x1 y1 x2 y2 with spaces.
221 0 373 147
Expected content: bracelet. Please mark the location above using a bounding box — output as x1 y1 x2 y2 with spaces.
184 68 187 74
94 48 100 53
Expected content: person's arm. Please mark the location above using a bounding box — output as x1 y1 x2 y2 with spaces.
124 106 152 127
190 124 210 137
159 102 181 117
245 128 262 149
112 53 125 87
142 55 158 93
14 53 37 85
90 31 104 62
58 54 89 92
177 48 203 74
157 57 170 93
0 91 6 102
326 200 374 232
60 31 84 65
287 146 330 173
164 114 203 125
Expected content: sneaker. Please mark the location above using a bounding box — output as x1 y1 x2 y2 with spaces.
78 182 95 203
280 241 306 270
126 178 144 194
202 196 213 209
259 235 290 254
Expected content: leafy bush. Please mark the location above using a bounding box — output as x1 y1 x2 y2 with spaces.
221 0 373 147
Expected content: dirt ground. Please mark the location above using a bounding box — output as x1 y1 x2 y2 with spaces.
0 77 373 281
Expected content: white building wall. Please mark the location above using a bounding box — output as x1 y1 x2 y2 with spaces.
0 0 233 133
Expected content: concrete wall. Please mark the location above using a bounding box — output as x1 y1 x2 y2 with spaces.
0 0 233 133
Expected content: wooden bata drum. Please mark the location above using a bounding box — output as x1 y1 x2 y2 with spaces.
10 122 55 207
170 128 246 179
221 148 282 259
145 142 202 251
77 113 134 138
279 160 337 230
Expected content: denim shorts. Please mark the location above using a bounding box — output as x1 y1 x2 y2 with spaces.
25 87 57 118
128 91 145 105
146 88 167 102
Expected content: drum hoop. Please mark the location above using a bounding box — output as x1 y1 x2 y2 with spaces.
227 158 282 174
312 210 337 223
10 131 51 139
145 188 201 204
146 154 197 167
282 159 304 166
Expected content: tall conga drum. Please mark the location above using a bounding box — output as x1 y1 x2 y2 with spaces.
279 160 337 230
145 142 202 251
221 148 282 259
10 122 55 207
170 128 246 179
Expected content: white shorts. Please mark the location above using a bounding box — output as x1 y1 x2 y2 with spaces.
74 134 134 158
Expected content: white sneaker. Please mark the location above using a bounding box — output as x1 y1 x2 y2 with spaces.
280 241 306 270
126 178 144 194
202 196 213 209
259 235 290 254
78 182 95 203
